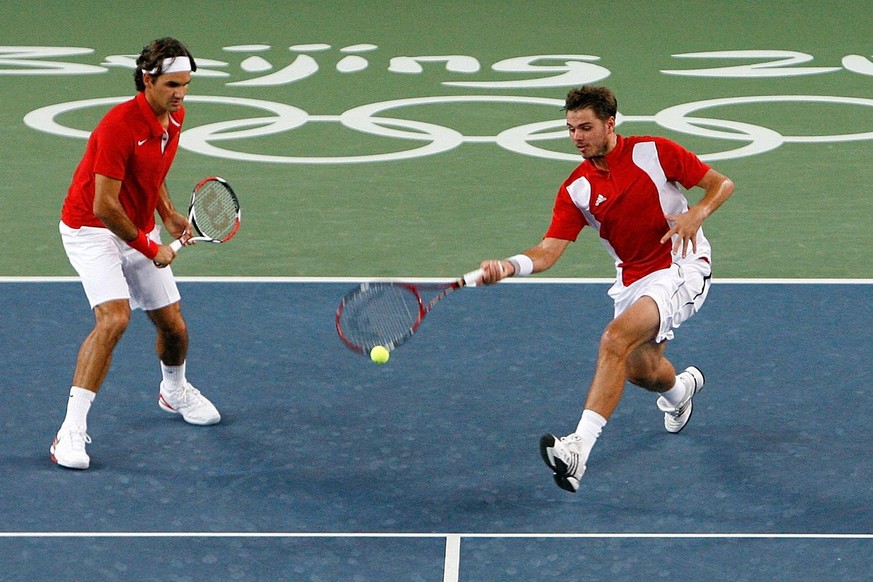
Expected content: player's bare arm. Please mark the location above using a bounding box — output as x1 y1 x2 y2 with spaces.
93 174 176 266
479 237 572 284
661 168 735 257
93 174 143 243
155 182 190 243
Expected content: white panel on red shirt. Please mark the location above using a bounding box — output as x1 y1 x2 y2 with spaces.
546 135 711 286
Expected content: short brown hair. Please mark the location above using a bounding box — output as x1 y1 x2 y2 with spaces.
134 37 197 91
563 86 617 121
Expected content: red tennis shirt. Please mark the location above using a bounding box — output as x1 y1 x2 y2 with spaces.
545 134 711 286
61 91 185 231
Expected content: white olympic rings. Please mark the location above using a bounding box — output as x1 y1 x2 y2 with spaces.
23 94 873 164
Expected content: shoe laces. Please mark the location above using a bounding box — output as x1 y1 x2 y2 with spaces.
559 433 584 457
558 434 584 474
65 428 91 450
172 383 203 406
560 433 583 446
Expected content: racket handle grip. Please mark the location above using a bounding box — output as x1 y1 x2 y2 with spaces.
170 239 183 252
462 268 485 287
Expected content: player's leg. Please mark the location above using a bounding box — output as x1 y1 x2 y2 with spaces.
146 301 220 426
70 301 130 391
53 224 133 469
52 299 132 469
540 296 661 492
584 295 662 417
60 225 133 393
145 301 188 365
122 243 218 426
71 300 132 391
625 339 675 392
625 338 704 432
638 260 711 433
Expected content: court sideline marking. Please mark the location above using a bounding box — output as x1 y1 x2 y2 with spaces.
2 277 872 284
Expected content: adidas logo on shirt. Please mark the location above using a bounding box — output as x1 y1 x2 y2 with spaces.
595 194 607 206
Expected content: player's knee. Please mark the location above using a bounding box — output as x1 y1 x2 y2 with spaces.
148 305 187 340
598 323 635 361
160 320 188 345
94 303 131 337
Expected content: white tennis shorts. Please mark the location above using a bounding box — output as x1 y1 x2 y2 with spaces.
59 221 181 311
609 258 712 343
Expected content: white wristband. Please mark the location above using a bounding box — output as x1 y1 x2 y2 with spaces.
507 254 534 277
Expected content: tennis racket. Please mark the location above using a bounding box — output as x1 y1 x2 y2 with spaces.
170 176 241 251
336 268 485 355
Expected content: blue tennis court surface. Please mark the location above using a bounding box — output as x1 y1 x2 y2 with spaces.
1 280 870 580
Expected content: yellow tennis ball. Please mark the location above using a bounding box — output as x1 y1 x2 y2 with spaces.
370 345 390 364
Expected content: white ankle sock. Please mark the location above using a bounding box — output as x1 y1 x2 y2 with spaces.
161 361 187 392
574 409 607 460
62 386 95 431
659 376 687 407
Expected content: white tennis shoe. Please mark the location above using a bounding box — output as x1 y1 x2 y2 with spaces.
158 382 221 426
50 426 91 470
539 433 586 493
657 366 705 433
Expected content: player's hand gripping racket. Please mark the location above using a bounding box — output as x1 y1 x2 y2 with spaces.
336 269 485 355
170 176 241 251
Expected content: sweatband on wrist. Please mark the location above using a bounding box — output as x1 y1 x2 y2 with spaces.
128 230 159 259
507 254 534 277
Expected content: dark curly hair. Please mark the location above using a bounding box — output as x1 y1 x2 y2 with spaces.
134 37 197 91
563 85 617 121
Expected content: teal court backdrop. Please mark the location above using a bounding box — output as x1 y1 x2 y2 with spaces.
1 0 871 278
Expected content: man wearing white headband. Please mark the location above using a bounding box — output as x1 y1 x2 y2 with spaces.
52 37 220 470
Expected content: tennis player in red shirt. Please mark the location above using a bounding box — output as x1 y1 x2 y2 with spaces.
477 86 735 492
52 38 220 470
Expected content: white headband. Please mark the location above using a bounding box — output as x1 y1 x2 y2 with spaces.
147 56 191 75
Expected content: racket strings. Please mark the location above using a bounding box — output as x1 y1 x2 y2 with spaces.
192 181 239 241
339 284 422 350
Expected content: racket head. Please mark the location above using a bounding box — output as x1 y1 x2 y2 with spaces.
336 282 427 354
189 177 241 243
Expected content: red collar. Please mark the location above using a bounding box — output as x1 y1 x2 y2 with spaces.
134 91 179 138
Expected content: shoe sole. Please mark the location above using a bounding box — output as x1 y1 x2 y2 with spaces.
552 474 579 493
539 434 580 493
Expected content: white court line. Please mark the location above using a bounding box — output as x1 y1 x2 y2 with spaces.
3 531 870 581
1 276 871 284
0 532 870 538
444 535 461 582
